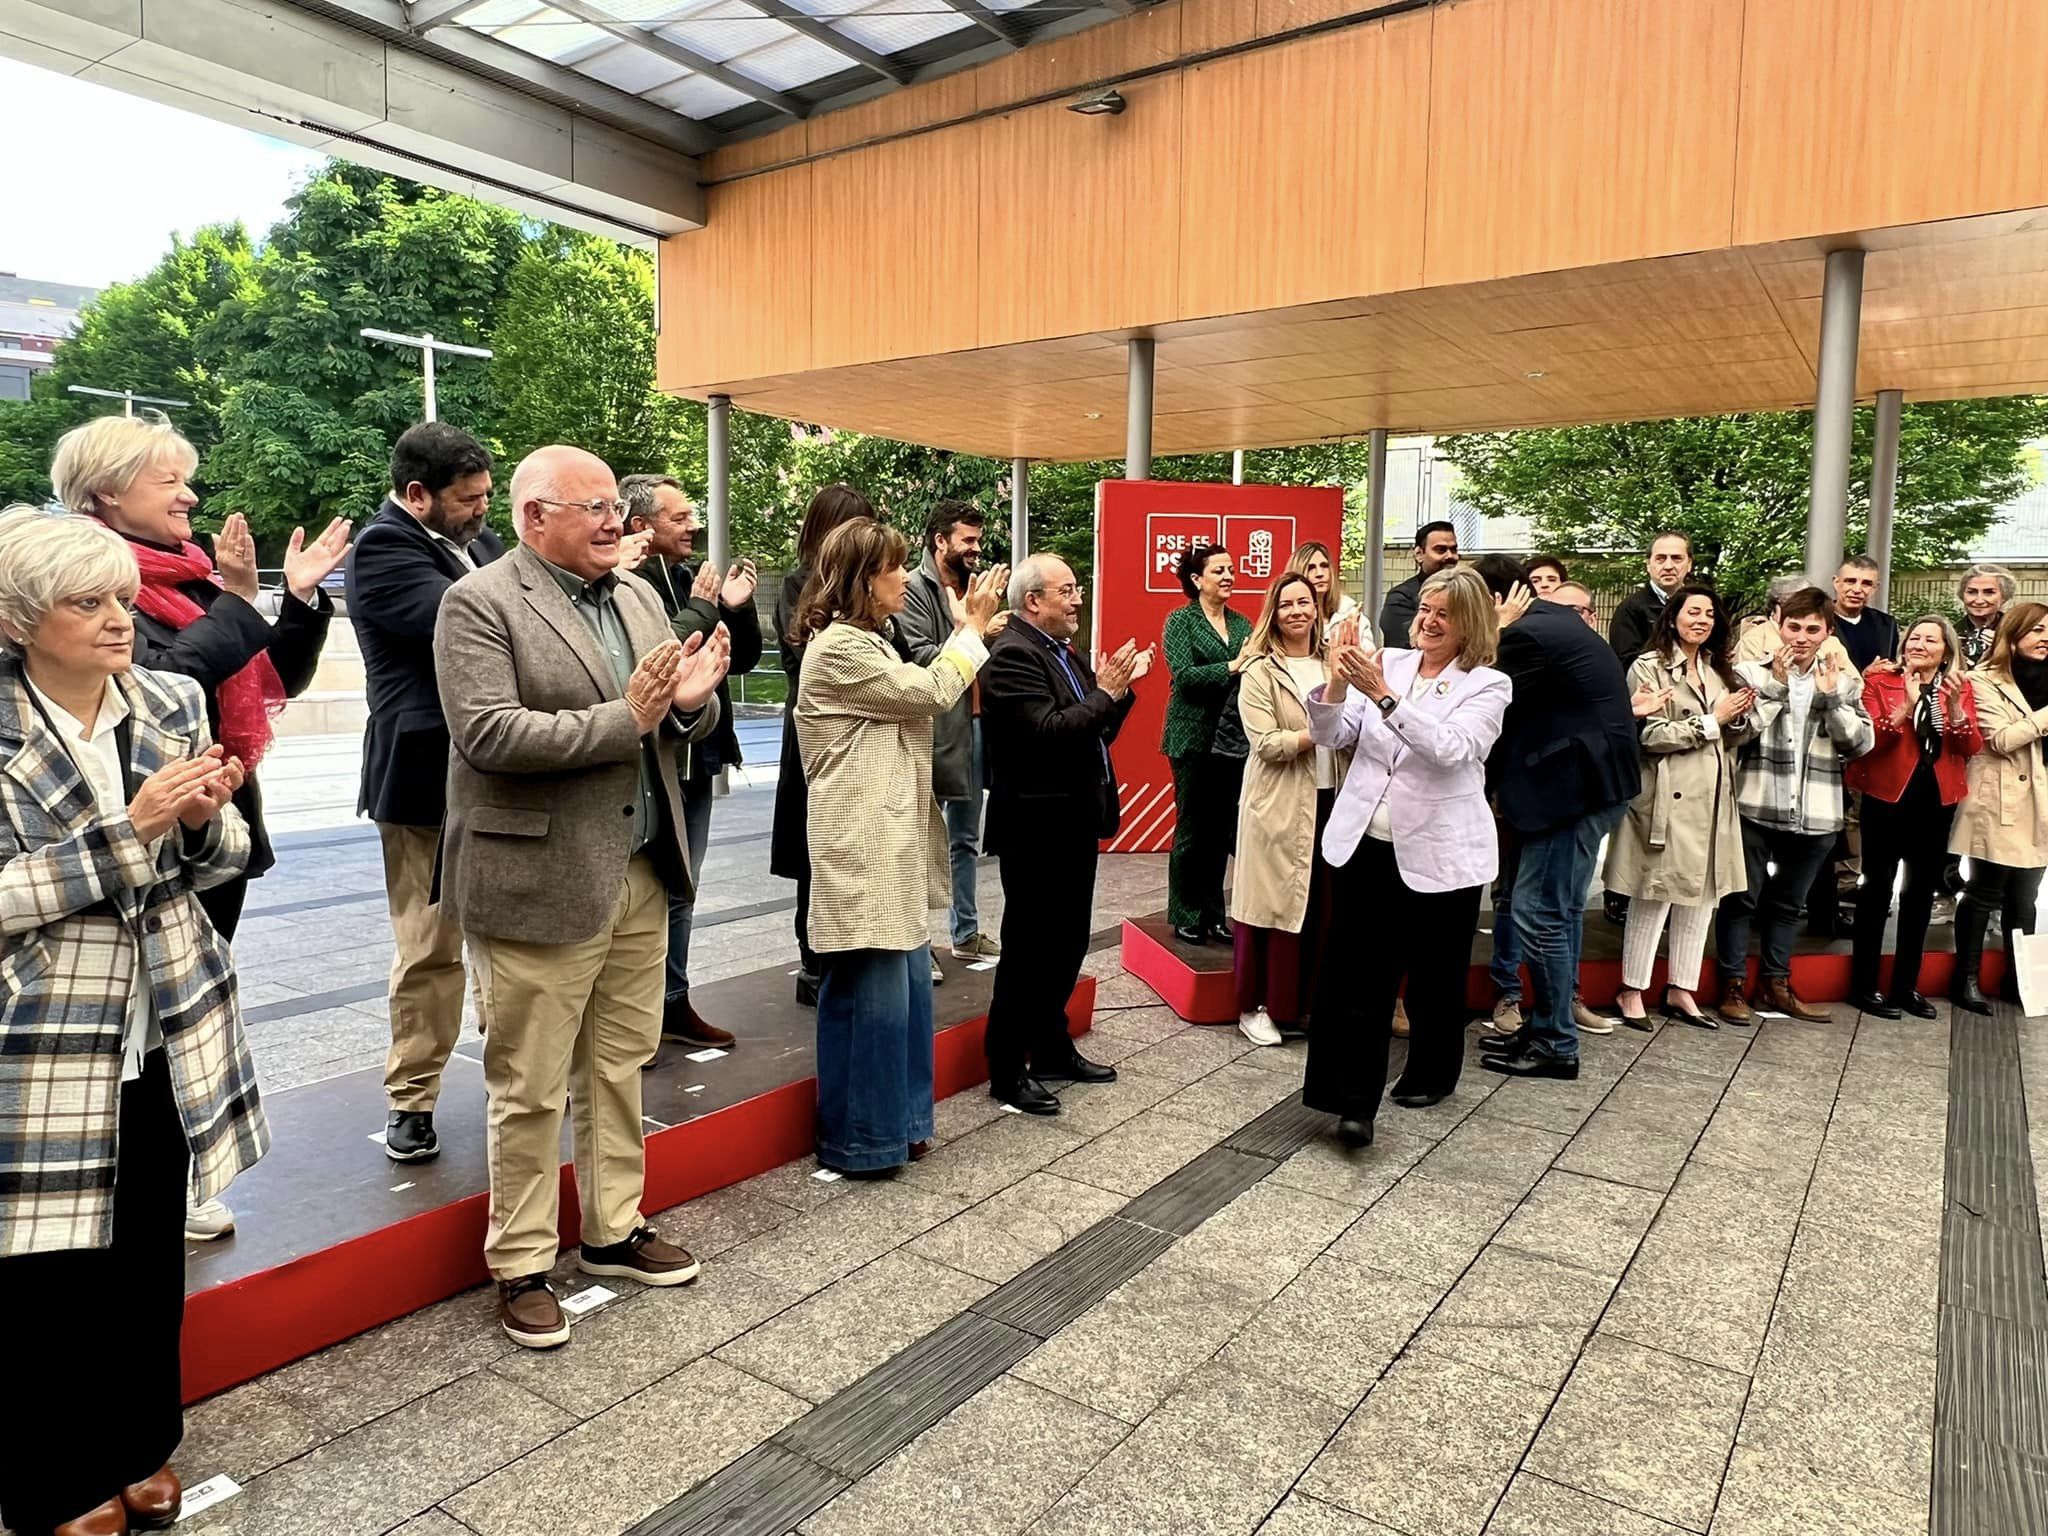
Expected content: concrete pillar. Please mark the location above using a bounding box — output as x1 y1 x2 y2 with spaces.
1868 388 1903 610
707 393 731 575
1126 338 1155 481
1231 449 1245 485
1806 248 1865 584
1011 457 1030 561
1363 428 1389 632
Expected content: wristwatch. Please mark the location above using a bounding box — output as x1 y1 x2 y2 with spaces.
1375 694 1398 717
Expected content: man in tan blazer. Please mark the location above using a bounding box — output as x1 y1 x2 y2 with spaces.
434 444 729 1350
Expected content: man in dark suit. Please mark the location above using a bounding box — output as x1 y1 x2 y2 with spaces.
1377 519 1459 646
980 555 1149 1114
1606 531 1694 665
620 474 764 1051
346 422 503 1163
1470 555 1642 1079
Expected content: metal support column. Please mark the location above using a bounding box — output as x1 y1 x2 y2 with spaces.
1868 388 1903 610
707 393 731 575
1364 427 1389 632
1806 249 1865 584
1231 449 1245 485
1126 338 1155 481
1011 457 1030 561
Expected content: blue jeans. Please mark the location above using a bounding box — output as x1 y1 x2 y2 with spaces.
1514 804 1624 1062
1490 817 1523 1002
815 945 935 1172
943 719 987 945
663 772 716 1004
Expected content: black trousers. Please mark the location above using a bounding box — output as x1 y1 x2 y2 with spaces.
1168 754 1244 929
1852 766 1955 998
0 1051 190 1535
199 876 247 941
1303 838 1483 1123
793 866 821 976
986 823 1099 1083
1965 857 2046 950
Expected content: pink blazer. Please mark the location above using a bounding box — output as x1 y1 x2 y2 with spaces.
1308 648 1511 893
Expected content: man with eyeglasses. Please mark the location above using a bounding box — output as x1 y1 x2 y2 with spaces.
347 422 506 1165
979 555 1149 1114
434 445 731 1350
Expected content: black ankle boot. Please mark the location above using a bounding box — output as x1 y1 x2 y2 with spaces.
1954 901 1993 1016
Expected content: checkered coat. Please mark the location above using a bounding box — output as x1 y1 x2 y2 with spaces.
0 656 267 1257
1731 659 1875 836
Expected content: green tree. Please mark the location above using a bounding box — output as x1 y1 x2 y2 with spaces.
0 224 256 506
1438 399 2048 608
202 162 525 542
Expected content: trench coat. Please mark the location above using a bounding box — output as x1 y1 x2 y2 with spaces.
1601 648 1755 906
1949 668 2048 870
1228 651 1347 932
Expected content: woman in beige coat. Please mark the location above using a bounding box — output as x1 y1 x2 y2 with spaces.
793 517 1006 1173
1229 572 1344 1046
1949 601 2048 1013
1602 587 1756 1029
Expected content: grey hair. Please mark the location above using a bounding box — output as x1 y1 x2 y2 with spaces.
1765 573 1808 610
1839 552 1881 574
1008 553 1066 610
1960 562 2017 603
0 507 140 654
619 473 682 531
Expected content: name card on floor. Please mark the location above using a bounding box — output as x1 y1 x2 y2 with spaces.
686 1047 729 1063
390 1181 415 1193
366 1131 387 1145
685 1084 705 1094
179 1474 241 1520
966 960 997 971
561 1285 616 1317
812 1169 843 1182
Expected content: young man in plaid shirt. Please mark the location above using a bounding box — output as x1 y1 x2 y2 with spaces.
1714 586 1875 1024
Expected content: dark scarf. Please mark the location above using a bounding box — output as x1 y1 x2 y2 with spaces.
2014 654 2048 711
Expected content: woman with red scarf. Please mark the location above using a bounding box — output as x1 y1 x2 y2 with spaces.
49 414 347 941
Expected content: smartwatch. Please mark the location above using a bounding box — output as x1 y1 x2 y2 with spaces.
1375 694 1398 717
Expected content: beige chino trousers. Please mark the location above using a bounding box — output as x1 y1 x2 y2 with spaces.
379 822 477 1114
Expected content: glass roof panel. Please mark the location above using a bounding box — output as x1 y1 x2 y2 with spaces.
830 0 973 54
644 71 759 116
458 0 547 26
724 29 860 88
658 1 791 64
570 40 689 93
486 6 614 62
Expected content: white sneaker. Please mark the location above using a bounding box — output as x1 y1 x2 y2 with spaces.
186 1196 235 1242
1238 1008 1283 1047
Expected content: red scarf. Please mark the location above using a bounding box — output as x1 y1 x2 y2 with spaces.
120 533 286 770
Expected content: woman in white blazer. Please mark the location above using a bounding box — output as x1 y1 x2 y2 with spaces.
1301 567 1510 1146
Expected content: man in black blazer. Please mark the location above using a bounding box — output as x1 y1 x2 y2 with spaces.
346 422 501 1162
980 555 1150 1114
621 473 765 1052
1469 556 1641 1080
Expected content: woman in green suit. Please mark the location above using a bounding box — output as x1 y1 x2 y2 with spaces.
1162 544 1252 944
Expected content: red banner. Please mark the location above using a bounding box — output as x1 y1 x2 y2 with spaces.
1090 479 1345 853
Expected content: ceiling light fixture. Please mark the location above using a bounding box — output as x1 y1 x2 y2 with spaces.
1068 88 1126 117
1525 370 1547 380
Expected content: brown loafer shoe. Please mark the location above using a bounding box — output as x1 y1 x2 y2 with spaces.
579 1225 701 1287
1762 978 1832 1024
54 1498 128 1535
120 1466 181 1531
662 1002 736 1050
1716 980 1755 1026
498 1274 571 1349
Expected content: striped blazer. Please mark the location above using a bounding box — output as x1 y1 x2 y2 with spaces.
0 656 267 1257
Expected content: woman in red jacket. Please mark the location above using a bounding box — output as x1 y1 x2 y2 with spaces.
1848 615 1983 1018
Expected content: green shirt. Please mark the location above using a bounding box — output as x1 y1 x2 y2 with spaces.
538 554 661 854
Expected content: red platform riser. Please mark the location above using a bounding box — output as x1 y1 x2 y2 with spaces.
179 978 1096 1403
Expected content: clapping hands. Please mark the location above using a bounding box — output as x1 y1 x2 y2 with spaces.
282 517 352 603
1098 639 1154 698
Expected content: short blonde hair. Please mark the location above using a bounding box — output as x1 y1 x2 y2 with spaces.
0 507 140 653
49 411 198 516
1417 566 1499 670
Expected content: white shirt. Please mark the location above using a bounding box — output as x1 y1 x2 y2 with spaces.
431 532 478 572
26 676 162 1082
1786 662 1819 791
1281 653 1337 790
1363 671 1443 840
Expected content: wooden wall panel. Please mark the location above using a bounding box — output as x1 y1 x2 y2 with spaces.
1422 0 1744 288
976 77 1183 348
808 130 982 371
1178 0 1260 54
809 71 978 156
1734 0 2048 244
703 123 807 182
972 4 1182 110
656 165 813 391
1177 17 1430 320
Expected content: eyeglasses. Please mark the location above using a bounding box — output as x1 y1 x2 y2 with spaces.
1045 582 1085 600
534 496 628 520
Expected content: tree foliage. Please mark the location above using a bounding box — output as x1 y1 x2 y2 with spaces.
1438 399 2048 608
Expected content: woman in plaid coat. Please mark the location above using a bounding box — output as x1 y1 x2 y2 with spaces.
0 510 266 1536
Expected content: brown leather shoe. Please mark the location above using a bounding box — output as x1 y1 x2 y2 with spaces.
53 1498 128 1535
579 1225 701 1287
120 1466 181 1531
1762 978 1832 1023
498 1275 571 1349
908 1139 933 1161
662 1001 736 1050
1391 1000 1411 1038
1716 980 1755 1026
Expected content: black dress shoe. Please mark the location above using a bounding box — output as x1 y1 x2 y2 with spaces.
1479 1028 1528 1055
1391 1090 1449 1109
1036 1050 1117 1085
1205 922 1234 946
1480 1048 1580 1080
795 971 820 1008
1173 923 1207 946
1893 991 1939 1020
1852 990 1902 1020
1336 1117 1374 1147
385 1110 439 1163
991 1076 1061 1115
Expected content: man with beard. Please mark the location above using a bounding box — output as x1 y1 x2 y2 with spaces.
896 500 1001 976
1377 520 1460 649
348 422 505 1162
